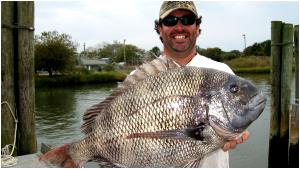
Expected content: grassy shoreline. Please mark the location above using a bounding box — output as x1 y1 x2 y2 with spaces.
225 56 271 74
233 67 271 74
35 67 271 87
36 56 281 87
35 71 127 87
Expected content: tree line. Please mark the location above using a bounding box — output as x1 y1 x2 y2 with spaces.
35 31 272 76
196 40 271 62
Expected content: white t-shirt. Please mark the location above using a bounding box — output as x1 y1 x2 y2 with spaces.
186 53 234 75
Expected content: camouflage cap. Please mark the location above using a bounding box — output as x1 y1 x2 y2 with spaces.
159 1 198 19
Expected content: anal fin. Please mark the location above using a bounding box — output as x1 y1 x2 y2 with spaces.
177 158 203 168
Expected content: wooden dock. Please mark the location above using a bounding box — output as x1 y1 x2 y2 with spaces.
5 153 100 168
6 154 48 168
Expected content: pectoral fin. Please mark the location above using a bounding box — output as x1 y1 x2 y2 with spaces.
182 122 206 141
126 123 207 141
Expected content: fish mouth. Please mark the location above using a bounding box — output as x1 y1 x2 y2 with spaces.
230 92 266 131
209 92 266 140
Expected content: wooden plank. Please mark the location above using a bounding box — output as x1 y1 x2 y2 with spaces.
12 154 49 168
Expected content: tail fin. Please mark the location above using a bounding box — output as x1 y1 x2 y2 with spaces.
39 144 84 168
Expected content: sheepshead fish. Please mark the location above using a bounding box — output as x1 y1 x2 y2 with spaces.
39 57 266 167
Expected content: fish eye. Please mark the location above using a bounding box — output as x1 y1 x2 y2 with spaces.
229 84 239 93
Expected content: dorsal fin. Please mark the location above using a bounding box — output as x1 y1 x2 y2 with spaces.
81 56 179 134
118 56 179 89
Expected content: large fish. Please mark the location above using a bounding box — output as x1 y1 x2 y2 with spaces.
39 57 266 167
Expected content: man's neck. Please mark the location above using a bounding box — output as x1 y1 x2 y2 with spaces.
162 50 197 66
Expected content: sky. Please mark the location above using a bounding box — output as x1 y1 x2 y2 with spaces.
35 0 299 53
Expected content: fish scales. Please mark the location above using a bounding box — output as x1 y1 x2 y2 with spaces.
71 67 226 167
39 58 266 168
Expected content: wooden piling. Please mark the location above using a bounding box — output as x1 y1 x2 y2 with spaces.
281 23 294 167
16 1 36 156
1 1 17 155
269 21 283 167
1 1 36 156
269 21 294 167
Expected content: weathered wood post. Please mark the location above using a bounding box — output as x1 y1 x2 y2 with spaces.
1 1 17 155
269 21 283 167
269 21 294 167
1 1 36 156
281 23 294 167
288 25 299 167
16 1 36 156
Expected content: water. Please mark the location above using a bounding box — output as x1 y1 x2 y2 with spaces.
35 74 296 167
36 84 116 145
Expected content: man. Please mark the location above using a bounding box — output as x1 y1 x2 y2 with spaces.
154 1 250 167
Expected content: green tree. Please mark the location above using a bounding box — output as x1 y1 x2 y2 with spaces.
243 40 271 56
143 46 161 62
35 31 78 76
117 44 145 65
199 47 222 61
149 46 161 57
98 42 122 61
222 50 242 61
262 40 271 56
98 41 145 66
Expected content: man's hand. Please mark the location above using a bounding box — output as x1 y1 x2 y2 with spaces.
222 131 250 152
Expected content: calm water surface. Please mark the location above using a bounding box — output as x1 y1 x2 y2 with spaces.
35 73 296 167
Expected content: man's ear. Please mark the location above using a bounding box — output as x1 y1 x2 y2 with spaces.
196 25 201 37
158 25 163 36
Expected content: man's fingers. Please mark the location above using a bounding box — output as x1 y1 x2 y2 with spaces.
236 137 243 144
222 131 250 152
230 141 237 149
222 143 231 152
242 131 250 141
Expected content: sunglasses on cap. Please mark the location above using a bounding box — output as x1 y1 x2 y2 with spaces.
160 15 197 27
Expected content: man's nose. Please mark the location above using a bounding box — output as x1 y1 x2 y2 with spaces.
174 20 184 31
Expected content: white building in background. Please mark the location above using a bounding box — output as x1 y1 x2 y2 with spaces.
78 56 111 71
